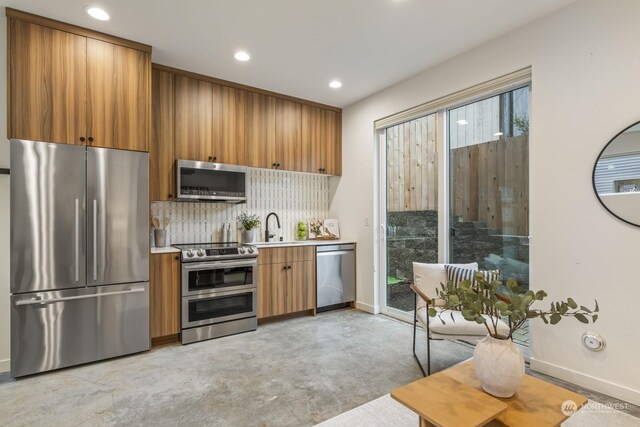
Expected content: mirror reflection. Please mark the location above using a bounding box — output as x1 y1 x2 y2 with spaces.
593 122 640 226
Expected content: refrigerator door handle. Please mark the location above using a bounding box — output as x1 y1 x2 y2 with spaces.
14 287 146 306
93 199 97 281
75 199 80 282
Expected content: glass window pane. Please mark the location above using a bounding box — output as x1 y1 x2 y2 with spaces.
385 113 438 312
448 87 530 345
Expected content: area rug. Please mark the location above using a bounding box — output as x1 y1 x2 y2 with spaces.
315 394 640 427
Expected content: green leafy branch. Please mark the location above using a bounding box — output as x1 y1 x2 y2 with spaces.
429 273 598 339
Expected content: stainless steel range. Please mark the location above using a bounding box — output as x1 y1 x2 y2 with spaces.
175 242 259 344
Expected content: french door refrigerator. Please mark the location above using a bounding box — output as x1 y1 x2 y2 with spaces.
10 139 150 377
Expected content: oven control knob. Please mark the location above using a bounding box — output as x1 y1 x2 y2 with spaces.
186 250 195 258
238 247 246 254
197 249 205 257
247 247 254 254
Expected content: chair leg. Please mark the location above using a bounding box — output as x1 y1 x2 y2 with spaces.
426 308 431 376
412 292 427 377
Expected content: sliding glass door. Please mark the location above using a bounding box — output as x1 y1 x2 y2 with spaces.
382 113 439 317
448 86 530 346
377 77 531 342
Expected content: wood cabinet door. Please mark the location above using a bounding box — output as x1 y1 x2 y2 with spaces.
302 105 325 174
246 92 276 169
150 254 181 338
150 69 175 201
174 75 213 162
296 105 320 172
212 85 246 165
258 262 288 318
86 38 150 151
323 110 341 175
271 263 289 317
9 19 87 145
318 110 339 175
287 260 315 313
275 99 301 171
257 262 271 318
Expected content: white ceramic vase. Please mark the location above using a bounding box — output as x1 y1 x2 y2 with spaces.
473 335 525 398
242 229 256 243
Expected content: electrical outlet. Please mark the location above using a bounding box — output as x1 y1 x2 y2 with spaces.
582 332 605 352
364 216 370 227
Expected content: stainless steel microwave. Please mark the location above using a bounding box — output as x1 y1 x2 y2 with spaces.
176 160 247 203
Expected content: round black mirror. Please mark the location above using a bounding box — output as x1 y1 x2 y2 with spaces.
593 121 640 227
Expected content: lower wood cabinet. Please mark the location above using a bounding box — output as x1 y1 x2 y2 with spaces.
257 246 315 319
150 253 181 338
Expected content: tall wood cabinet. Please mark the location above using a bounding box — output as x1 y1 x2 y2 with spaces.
150 253 181 338
257 246 315 318
7 9 151 152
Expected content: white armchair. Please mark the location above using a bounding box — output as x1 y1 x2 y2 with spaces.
411 262 510 375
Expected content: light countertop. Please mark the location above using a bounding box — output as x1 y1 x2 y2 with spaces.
150 247 181 254
151 240 355 254
253 240 355 248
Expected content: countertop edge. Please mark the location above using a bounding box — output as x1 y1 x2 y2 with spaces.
150 247 181 254
151 240 356 254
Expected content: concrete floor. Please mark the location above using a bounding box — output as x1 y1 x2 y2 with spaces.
0 309 636 426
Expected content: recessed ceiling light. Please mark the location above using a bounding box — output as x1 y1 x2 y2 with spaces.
494 132 503 137
86 7 110 21
457 119 468 126
329 80 342 89
234 51 250 62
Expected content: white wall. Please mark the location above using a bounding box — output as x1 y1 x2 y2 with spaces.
332 0 640 404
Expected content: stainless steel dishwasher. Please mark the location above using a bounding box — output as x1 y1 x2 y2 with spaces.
316 244 356 311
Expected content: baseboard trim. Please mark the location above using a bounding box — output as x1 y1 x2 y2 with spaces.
355 301 380 314
0 358 9 373
530 358 640 406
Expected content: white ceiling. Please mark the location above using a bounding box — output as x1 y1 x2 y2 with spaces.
1 0 577 107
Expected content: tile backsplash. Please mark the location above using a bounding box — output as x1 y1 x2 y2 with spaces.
151 168 329 245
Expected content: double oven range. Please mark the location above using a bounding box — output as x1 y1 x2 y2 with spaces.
174 243 259 344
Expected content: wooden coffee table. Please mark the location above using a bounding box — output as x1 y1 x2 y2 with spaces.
391 361 588 427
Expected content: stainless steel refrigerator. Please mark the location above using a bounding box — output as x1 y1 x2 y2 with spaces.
10 139 150 377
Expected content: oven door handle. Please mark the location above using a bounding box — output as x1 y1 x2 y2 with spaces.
182 260 257 270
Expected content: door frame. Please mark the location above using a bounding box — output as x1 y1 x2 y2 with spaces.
375 71 532 355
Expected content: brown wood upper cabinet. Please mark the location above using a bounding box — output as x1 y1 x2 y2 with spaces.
150 69 175 201
174 75 214 162
246 92 277 169
86 39 150 151
175 75 246 164
302 106 342 175
8 14 151 151
153 64 341 176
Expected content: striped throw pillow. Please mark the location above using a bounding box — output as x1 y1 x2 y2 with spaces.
444 265 500 286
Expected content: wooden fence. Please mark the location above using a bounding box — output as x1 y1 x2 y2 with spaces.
386 114 438 212
451 136 529 236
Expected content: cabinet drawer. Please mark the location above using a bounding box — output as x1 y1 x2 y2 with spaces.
257 246 315 265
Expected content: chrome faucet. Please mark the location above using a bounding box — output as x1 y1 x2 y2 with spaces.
265 212 281 242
